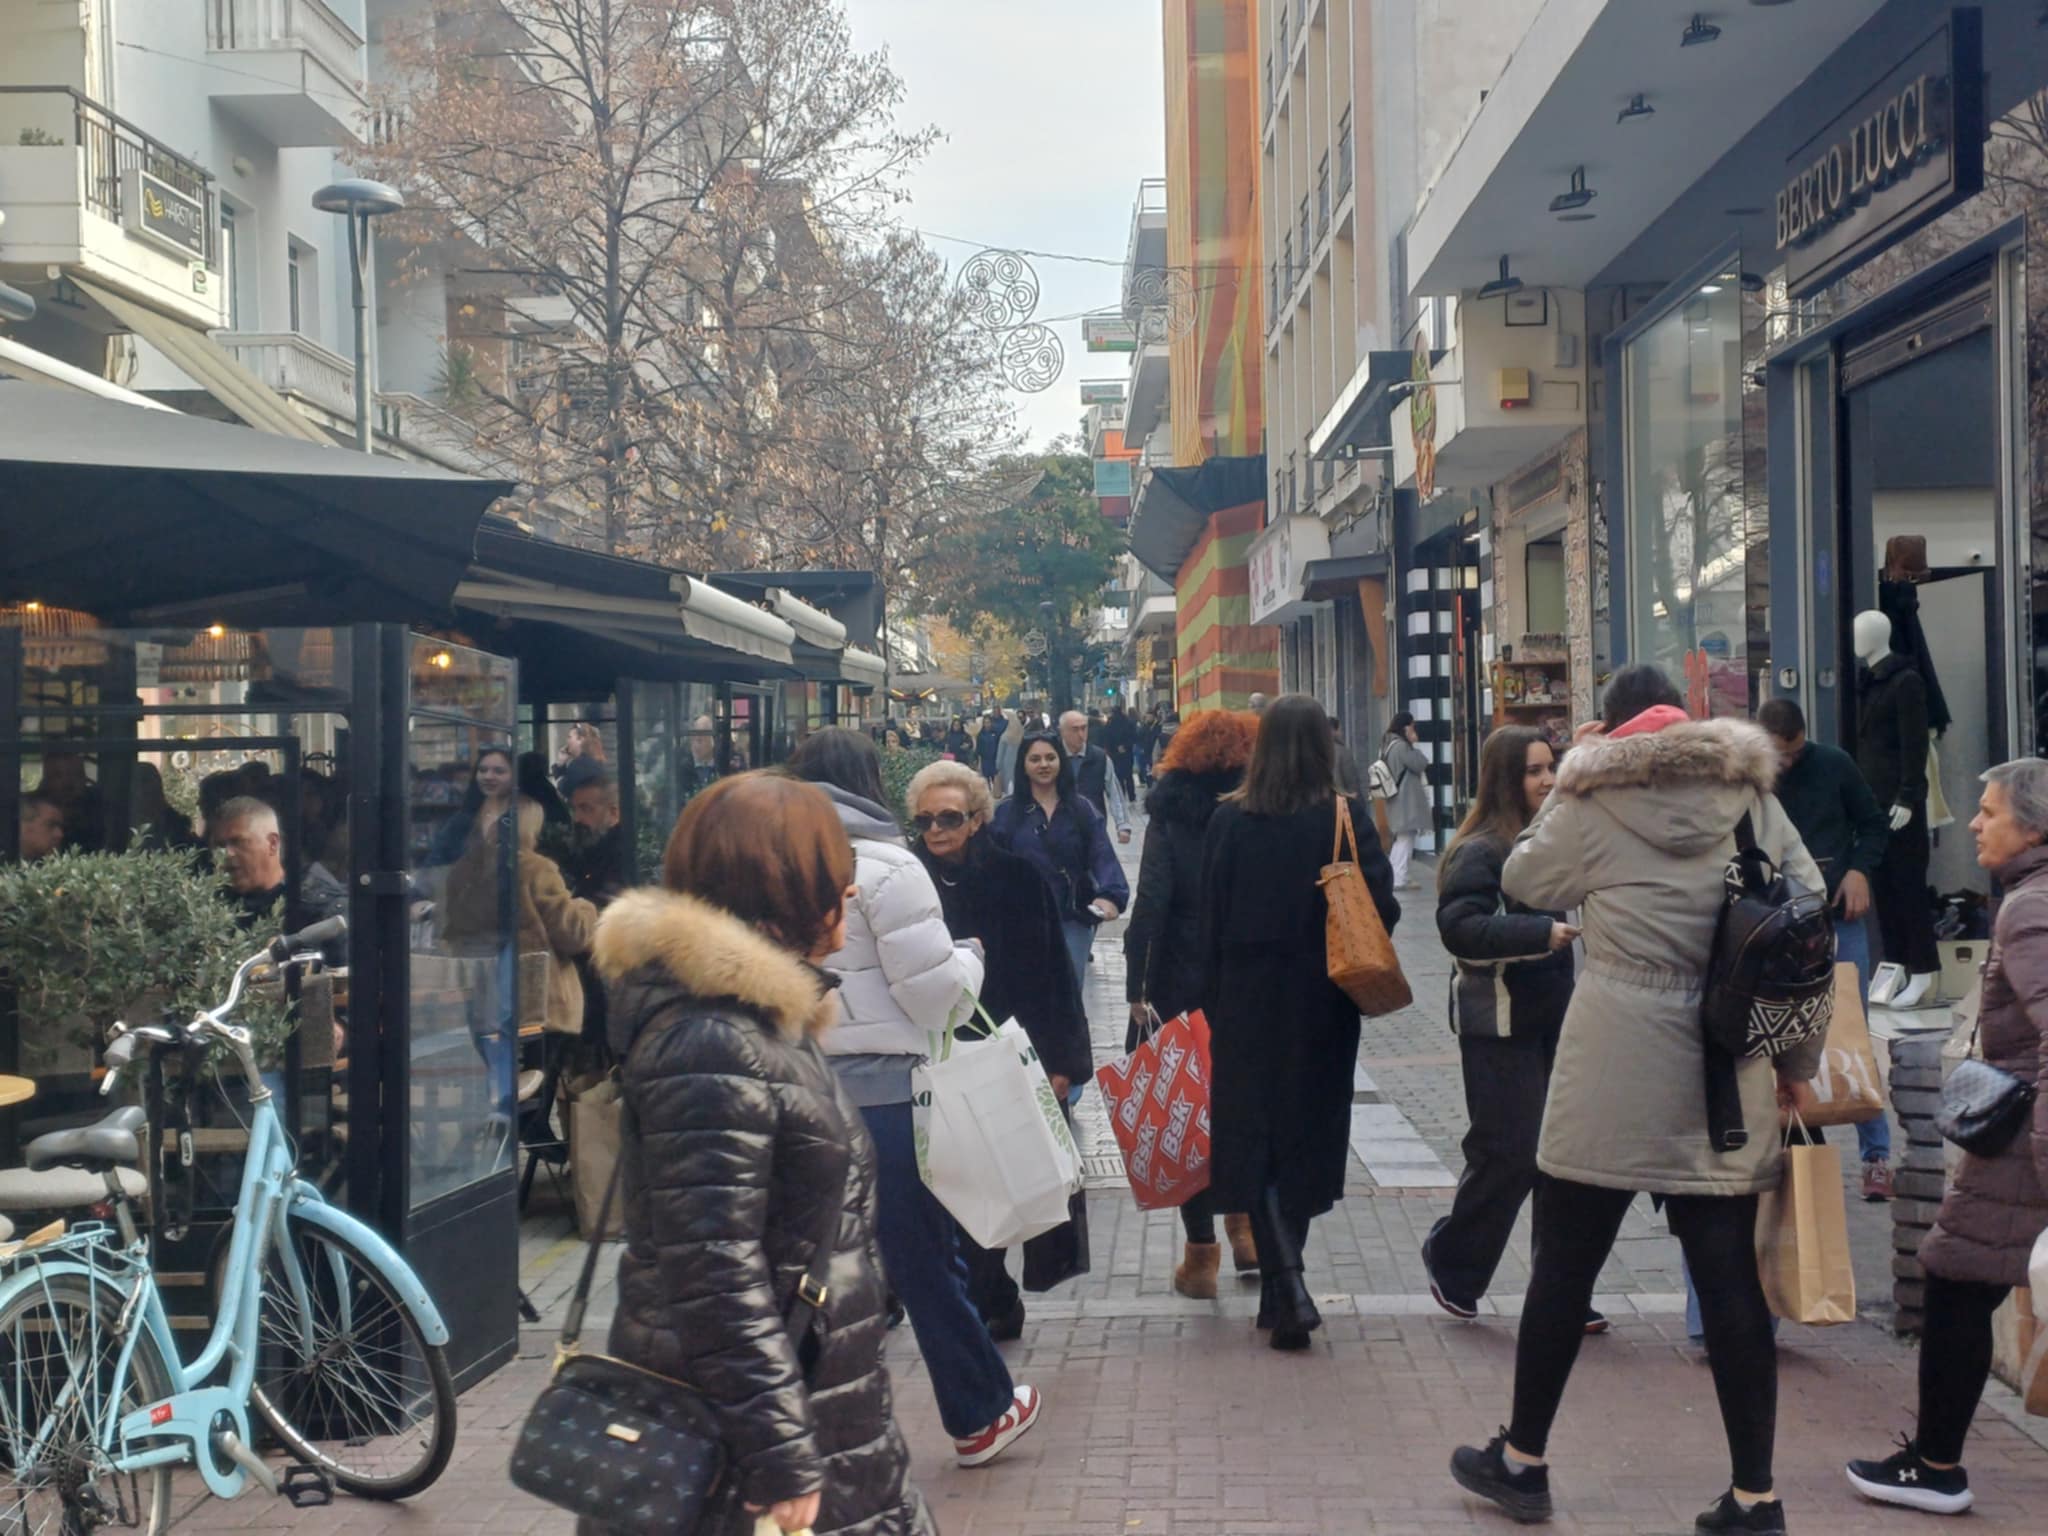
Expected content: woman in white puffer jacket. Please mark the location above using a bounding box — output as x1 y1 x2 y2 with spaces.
787 729 1043 1468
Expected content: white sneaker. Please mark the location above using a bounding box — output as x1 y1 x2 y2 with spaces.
954 1385 1041 1468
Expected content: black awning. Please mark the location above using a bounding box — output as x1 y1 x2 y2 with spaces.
0 385 512 626
1313 350 1446 458
1301 553 1389 602
1126 454 1266 583
710 568 881 648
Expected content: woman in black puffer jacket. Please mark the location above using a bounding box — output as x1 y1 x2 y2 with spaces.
1122 709 1260 1299
590 772 930 1536
1422 726 1586 1328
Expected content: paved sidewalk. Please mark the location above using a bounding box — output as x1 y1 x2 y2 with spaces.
171 835 2048 1535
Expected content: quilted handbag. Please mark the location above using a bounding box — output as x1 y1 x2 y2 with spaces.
510 1102 846 1534
1320 797 1412 1016
1936 1056 2037 1157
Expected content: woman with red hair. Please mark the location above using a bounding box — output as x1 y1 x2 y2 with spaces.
1123 709 1262 1298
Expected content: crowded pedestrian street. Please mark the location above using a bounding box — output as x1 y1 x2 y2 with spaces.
163 829 2048 1536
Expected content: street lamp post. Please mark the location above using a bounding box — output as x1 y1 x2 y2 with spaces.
311 179 404 452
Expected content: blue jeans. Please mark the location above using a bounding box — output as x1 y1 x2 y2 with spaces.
1062 920 1095 989
859 1102 1015 1439
1835 916 1891 1164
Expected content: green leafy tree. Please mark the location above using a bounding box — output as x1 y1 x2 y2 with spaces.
937 452 1121 714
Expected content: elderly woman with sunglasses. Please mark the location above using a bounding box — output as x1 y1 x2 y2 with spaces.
909 760 1094 1336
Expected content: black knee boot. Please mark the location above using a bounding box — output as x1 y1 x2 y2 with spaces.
1251 1188 1320 1349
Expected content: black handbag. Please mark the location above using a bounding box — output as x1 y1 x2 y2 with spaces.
510 1102 847 1534
1936 1016 2038 1157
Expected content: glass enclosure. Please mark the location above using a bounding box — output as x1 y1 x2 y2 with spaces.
1624 263 1750 715
404 637 519 1212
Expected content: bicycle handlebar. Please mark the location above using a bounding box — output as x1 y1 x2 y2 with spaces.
100 920 346 1098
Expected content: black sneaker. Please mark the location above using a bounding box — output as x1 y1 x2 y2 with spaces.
1450 1431 1553 1524
1694 1490 1787 1533
1423 1234 1479 1320
1847 1437 1973 1514
985 1295 1026 1343
1582 1308 1610 1335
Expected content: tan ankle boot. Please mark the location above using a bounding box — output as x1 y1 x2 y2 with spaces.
1173 1242 1221 1300
1224 1213 1259 1274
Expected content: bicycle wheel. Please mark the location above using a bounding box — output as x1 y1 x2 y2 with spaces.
240 1217 456 1500
0 1273 176 1536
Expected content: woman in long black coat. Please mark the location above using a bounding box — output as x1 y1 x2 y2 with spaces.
1123 708 1260 1297
1199 695 1399 1351
908 758 1093 1336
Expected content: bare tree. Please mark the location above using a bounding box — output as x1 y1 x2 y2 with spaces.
365 0 945 560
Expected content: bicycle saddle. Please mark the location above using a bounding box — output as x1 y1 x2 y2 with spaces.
25 1106 147 1173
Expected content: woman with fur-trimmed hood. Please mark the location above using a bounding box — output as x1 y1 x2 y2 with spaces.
1451 666 1825 1536
591 772 932 1536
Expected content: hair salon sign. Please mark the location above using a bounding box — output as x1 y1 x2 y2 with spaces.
1775 8 1982 300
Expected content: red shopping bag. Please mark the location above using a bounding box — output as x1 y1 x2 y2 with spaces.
1092 1008 1213 1210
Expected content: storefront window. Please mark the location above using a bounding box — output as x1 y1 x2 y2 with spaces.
627 680 723 882
1624 267 1750 714
406 637 518 1211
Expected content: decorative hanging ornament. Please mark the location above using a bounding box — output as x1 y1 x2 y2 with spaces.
1129 265 1197 342
957 249 1042 332
998 324 1063 394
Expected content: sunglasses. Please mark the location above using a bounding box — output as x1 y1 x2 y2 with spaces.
913 810 969 833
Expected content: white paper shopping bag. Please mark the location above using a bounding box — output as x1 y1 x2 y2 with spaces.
912 1013 1081 1249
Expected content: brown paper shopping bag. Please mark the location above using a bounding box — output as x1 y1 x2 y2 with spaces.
1756 1139 1857 1325
569 1077 625 1241
1789 963 1885 1128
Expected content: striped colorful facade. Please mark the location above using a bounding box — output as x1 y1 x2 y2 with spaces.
1174 500 1278 711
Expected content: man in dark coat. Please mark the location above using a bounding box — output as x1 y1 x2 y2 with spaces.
1101 705 1139 800
1058 710 1132 844
1761 698 1897 1198
978 711 1007 783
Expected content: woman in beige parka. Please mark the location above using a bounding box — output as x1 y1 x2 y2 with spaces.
1451 666 1824 1536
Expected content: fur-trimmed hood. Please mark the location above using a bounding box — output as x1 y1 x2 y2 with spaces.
594 888 839 1043
1554 716 1780 859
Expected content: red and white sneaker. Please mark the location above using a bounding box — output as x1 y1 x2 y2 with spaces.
954 1385 1041 1468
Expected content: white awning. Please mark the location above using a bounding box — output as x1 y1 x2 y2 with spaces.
840 647 886 687
671 574 796 663
766 586 847 649
74 278 332 445
0 337 179 410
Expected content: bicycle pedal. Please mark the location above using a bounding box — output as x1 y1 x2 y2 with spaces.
280 1464 333 1508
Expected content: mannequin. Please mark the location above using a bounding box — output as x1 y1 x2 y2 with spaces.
1853 608 1939 1008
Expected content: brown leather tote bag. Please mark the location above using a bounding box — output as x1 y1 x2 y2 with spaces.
1320 797 1412 1016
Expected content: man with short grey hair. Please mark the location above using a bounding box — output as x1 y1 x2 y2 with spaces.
1058 709 1130 843
210 795 287 926
1248 691 1269 714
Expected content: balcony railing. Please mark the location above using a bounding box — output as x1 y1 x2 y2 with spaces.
207 0 367 96
1316 157 1330 244
1276 7 1288 63
217 330 356 416
1281 233 1293 299
0 86 219 268
1298 196 1311 266
1263 54 1273 121
1337 108 1354 200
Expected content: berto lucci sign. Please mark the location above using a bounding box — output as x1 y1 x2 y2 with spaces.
1775 8 1983 299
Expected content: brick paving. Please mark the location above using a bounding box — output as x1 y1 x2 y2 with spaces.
170 835 2048 1534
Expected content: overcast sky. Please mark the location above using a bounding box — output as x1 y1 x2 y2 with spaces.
842 0 1166 451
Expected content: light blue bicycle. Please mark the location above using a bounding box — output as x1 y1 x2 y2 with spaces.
0 918 457 1534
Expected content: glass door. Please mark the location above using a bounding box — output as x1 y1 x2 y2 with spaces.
403 635 520 1384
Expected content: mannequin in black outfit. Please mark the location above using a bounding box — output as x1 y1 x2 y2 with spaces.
1854 608 1939 1005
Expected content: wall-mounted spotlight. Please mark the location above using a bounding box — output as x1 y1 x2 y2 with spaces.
1618 94 1655 124
1550 166 1597 220
1681 14 1722 46
1478 256 1524 299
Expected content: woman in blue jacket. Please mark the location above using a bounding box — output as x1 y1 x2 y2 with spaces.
990 731 1130 988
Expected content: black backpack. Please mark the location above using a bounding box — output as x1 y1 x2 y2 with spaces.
1702 811 1836 1060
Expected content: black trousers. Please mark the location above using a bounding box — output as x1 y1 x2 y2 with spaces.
960 1232 1020 1324
1918 1275 2011 1463
1509 1178 1777 1492
1874 808 1940 974
1426 1024 1559 1301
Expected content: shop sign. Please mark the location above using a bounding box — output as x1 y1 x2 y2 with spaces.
1408 333 1438 502
1094 457 1134 497
1079 380 1127 405
122 168 208 260
1248 514 1332 625
1775 9 1983 299
1082 316 1138 353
